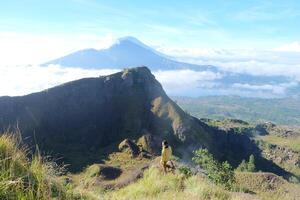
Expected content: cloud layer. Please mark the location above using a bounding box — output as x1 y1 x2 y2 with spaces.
0 32 115 65
0 64 298 98
0 65 119 96
158 46 300 80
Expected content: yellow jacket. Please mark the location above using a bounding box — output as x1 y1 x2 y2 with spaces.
161 146 172 162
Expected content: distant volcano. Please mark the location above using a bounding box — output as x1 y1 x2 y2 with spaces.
44 36 216 71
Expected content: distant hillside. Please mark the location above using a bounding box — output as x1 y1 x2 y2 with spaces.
44 36 215 71
173 96 300 125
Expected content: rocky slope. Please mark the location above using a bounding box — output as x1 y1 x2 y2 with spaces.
0 67 209 170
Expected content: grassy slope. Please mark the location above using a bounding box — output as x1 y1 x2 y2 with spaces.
173 96 300 125
69 151 153 198
0 132 80 200
104 167 231 200
256 136 300 179
235 172 300 200
258 135 300 152
104 167 300 200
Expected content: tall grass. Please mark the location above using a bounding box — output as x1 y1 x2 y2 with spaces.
104 167 231 200
0 132 73 200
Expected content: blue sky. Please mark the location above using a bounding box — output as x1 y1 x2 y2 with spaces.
1 0 300 49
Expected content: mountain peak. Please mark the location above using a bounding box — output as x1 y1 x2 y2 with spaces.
117 36 143 44
112 36 151 50
121 66 152 76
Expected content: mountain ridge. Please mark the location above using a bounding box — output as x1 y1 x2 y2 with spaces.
0 67 207 170
0 67 291 178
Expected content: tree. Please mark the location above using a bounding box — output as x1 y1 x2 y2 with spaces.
247 154 256 172
236 154 256 172
192 149 235 189
236 159 247 172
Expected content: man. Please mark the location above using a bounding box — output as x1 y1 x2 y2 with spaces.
160 140 175 173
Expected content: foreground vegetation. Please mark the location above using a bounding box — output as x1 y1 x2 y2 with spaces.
104 167 232 200
104 166 300 200
1 131 299 200
0 132 79 200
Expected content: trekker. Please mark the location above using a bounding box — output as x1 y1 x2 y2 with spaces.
160 140 175 173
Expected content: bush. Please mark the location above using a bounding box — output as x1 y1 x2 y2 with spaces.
178 166 193 177
236 160 247 172
236 154 256 172
247 155 256 172
192 149 235 189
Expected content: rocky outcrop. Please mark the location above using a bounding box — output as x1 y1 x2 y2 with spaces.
0 67 204 170
118 139 140 157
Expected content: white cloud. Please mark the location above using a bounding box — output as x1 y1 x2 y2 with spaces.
0 32 116 65
0 65 298 98
275 42 300 52
232 82 298 95
0 65 119 96
0 65 225 97
158 46 300 80
154 70 222 96
146 24 183 35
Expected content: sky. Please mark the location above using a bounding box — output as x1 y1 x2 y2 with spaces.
1 0 300 97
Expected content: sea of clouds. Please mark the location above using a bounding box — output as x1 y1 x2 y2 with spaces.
0 63 299 98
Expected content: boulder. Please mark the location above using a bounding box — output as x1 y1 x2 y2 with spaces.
118 139 140 157
137 134 160 155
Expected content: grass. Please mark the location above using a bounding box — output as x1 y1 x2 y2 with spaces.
0 132 79 200
104 167 231 200
259 135 300 152
105 151 151 169
68 151 153 199
235 172 300 200
1 131 299 200
255 135 300 178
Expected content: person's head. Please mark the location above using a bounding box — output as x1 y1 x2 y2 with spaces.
162 140 168 148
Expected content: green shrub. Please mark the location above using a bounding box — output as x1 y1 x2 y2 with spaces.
247 155 256 172
236 160 247 172
192 149 235 189
236 154 256 172
178 166 193 177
